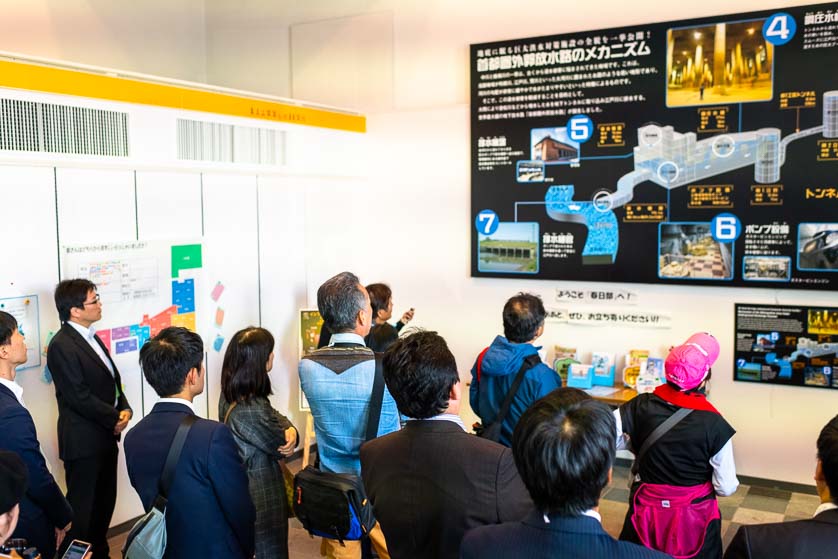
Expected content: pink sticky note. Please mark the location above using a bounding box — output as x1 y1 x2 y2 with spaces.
96 330 112 352
210 282 225 302
215 308 225 327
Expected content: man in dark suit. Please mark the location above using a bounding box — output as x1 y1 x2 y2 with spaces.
460 391 669 559
47 279 132 559
724 414 838 559
125 327 255 558
0 311 73 557
360 330 533 559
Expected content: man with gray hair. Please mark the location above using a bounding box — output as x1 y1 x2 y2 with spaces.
299 271 400 559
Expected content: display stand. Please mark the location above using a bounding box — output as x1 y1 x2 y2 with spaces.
301 412 316 468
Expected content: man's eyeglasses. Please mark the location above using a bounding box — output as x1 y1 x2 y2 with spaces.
83 294 101 306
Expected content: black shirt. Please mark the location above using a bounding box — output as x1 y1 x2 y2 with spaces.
620 393 735 486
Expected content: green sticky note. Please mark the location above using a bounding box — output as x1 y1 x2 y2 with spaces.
171 244 203 278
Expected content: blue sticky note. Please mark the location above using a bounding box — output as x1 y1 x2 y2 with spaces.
172 279 196 314
115 338 139 354
213 335 225 352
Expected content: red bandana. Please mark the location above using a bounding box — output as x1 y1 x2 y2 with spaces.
653 384 720 415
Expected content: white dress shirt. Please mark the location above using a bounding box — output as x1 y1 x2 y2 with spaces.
67 320 115 377
0 377 24 406
157 397 196 414
409 413 467 431
814 501 838 517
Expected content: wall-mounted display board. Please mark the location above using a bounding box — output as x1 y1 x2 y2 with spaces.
734 303 837 389
0 295 40 370
61 240 204 416
471 3 838 289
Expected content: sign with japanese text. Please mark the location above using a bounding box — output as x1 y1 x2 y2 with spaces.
471 3 838 290
734 303 838 389
545 306 671 328
555 288 639 305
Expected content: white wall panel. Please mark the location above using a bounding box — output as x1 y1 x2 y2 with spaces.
0 165 62 486
258 177 310 434
135 172 205 417
201 173 261 420
56 168 136 245
55 167 141 525
291 11 393 113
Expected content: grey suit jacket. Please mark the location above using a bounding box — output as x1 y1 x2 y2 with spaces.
360 419 534 559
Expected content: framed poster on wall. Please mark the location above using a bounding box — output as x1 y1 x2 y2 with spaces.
297 309 325 411
471 3 838 290
734 303 837 389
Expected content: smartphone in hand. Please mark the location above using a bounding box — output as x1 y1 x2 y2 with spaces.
61 540 92 559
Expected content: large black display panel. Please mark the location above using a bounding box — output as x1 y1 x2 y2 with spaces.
471 4 838 289
735 303 838 389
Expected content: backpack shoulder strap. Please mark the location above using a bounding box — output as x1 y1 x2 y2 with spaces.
475 346 490 383
631 407 693 479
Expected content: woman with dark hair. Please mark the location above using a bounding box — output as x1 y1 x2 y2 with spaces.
364 283 414 353
219 327 297 559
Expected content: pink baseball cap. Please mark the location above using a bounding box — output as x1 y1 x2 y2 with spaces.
664 332 720 390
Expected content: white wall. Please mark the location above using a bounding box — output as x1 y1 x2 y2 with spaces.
0 0 207 83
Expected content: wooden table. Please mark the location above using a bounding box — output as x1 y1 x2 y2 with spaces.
584 385 638 408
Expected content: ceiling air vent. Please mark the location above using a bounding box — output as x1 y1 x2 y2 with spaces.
0 98 129 156
176 118 284 165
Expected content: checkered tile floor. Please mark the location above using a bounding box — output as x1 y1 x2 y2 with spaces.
109 463 819 558
688 246 729 279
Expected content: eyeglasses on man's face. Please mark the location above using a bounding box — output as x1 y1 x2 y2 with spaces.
82 294 101 306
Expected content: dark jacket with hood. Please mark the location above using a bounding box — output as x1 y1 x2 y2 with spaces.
469 335 561 446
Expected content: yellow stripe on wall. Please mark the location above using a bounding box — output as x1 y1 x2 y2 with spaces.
0 59 366 133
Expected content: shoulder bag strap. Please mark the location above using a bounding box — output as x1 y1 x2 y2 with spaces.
630 407 693 479
493 353 541 429
155 414 198 508
223 401 238 424
365 353 386 442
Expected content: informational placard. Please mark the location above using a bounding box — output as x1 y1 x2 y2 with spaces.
298 309 324 411
61 240 204 415
734 303 837 389
0 295 40 370
471 3 838 290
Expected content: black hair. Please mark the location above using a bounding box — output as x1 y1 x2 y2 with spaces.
54 279 97 322
366 283 392 318
503 292 546 343
221 327 274 403
667 368 712 394
382 330 459 419
139 327 204 397
512 396 615 516
817 414 838 505
0 311 17 346
317 272 367 333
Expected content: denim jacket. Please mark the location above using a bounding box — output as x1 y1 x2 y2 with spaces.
299 333 400 475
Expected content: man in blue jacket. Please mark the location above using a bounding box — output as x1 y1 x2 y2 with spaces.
0 311 73 558
470 292 561 446
125 327 255 559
